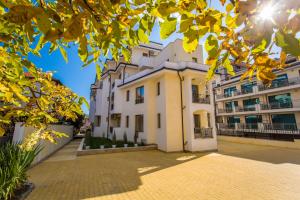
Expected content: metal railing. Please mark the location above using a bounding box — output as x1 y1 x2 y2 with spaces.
218 123 300 134
258 77 300 91
235 106 256 112
194 128 213 138
135 97 144 104
216 78 300 100
218 108 234 113
260 102 293 110
192 94 210 104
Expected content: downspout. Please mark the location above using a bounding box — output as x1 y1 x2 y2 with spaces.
177 71 185 152
212 88 218 133
122 64 128 84
106 74 112 139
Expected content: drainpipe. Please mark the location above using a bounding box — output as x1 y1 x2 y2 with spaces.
122 64 128 84
212 88 218 133
177 71 186 152
106 74 112 139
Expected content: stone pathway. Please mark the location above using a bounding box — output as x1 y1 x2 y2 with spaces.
27 139 300 200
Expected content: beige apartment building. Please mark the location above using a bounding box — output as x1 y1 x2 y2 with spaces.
215 57 300 140
89 39 220 152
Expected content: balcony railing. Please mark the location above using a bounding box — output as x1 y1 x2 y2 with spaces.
192 94 210 104
194 127 213 138
235 106 256 112
135 97 144 104
260 102 293 110
216 78 300 100
218 108 234 114
218 123 300 133
258 77 300 91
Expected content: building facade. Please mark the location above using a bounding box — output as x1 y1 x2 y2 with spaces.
215 57 300 139
89 39 219 152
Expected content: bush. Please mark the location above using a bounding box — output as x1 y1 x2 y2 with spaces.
123 132 128 144
0 143 41 200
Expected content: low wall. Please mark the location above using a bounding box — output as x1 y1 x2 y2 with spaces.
13 122 74 165
218 135 300 150
77 139 157 156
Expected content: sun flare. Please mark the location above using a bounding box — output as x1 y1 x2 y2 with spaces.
258 3 276 21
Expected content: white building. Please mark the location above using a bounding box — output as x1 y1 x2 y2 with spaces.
89 39 220 152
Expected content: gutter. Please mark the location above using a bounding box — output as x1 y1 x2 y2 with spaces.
177 71 186 152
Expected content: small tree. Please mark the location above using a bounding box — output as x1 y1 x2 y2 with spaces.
112 131 117 145
123 132 128 144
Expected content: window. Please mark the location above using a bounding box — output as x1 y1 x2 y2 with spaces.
207 113 211 127
135 115 144 132
192 57 198 63
157 113 161 128
241 82 256 94
119 73 122 79
225 101 238 112
243 98 259 111
126 90 130 101
268 93 292 109
99 81 103 89
157 82 160 96
245 115 262 129
95 116 101 127
193 114 201 128
142 52 148 57
272 114 297 130
126 116 129 128
271 74 288 86
224 86 237 97
136 86 144 104
227 116 240 128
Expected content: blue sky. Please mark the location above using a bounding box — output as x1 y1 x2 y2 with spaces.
28 2 224 114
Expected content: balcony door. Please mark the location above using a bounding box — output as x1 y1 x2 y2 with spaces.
193 114 201 133
271 114 297 130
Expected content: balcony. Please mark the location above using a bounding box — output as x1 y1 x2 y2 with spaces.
192 94 210 104
135 97 144 104
260 102 293 110
216 78 300 101
258 77 300 91
194 128 213 139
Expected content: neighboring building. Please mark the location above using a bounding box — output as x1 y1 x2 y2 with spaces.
89 39 220 152
215 57 300 139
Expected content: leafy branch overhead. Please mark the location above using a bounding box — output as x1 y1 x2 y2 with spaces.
0 0 300 146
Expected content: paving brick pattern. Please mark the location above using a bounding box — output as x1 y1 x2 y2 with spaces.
27 139 300 200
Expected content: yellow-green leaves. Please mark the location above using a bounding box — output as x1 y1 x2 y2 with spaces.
205 35 219 58
96 64 102 80
160 17 177 39
137 28 149 43
275 31 300 56
78 37 88 62
58 45 68 63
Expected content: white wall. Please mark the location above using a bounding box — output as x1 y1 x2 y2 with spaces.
13 123 74 165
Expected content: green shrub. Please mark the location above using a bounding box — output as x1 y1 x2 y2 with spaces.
0 143 41 200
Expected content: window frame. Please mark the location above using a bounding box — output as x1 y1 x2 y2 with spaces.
135 86 144 104
157 113 161 128
157 82 160 96
126 115 129 128
126 90 130 102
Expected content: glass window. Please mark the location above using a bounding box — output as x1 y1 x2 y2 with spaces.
268 93 292 109
243 98 259 111
126 116 129 128
207 113 211 127
157 82 160 96
241 82 256 94
271 114 297 130
225 101 238 112
227 116 240 128
271 74 288 86
135 115 144 132
157 113 161 128
126 90 130 101
245 115 262 128
193 114 201 128
224 86 237 97
94 116 101 127
136 86 144 104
